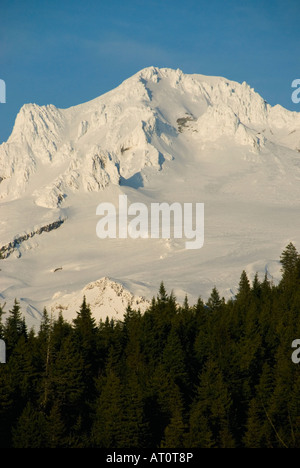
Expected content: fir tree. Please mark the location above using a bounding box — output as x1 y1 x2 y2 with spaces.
92 368 126 448
4 299 27 356
157 281 168 303
73 297 99 403
280 242 299 285
45 402 66 448
236 270 251 302
161 391 187 448
0 365 14 448
206 287 223 312
187 360 235 448
162 327 188 388
12 402 47 448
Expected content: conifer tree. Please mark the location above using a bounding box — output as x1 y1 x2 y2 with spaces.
161 391 186 448
158 281 168 303
182 295 189 312
162 327 187 388
280 242 299 285
42 332 85 432
92 368 126 448
243 398 265 448
252 273 262 300
0 365 14 448
73 297 97 356
12 402 47 448
206 287 223 312
45 402 66 448
187 360 234 448
73 297 98 403
244 363 274 448
4 299 27 356
236 270 251 301
122 373 150 448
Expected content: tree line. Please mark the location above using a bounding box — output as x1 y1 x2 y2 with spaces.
1 243 300 448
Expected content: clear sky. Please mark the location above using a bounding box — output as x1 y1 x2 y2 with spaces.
0 0 300 143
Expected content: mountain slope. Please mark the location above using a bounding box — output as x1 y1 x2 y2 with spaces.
1 67 300 328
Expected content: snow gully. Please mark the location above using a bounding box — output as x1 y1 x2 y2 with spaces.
96 195 204 250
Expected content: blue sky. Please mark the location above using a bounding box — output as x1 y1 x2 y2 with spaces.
0 0 299 143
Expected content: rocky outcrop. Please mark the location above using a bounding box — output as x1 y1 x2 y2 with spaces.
0 219 65 259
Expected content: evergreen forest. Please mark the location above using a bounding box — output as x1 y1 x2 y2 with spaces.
1 243 300 448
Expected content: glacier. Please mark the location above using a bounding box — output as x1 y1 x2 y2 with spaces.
1 66 300 329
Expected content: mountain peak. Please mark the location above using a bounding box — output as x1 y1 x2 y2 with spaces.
1 67 300 327
1 67 300 207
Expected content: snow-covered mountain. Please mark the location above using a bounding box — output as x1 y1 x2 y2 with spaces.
50 277 150 323
1 66 300 329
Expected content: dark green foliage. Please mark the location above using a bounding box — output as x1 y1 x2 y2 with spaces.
280 242 299 280
206 286 224 312
92 368 126 447
4 299 27 357
1 246 300 447
12 402 48 448
186 359 235 448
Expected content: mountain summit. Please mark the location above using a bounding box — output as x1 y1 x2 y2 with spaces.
1 66 300 206
1 67 300 327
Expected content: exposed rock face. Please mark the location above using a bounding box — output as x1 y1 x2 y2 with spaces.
0 219 65 259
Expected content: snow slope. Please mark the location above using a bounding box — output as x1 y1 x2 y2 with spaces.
1 67 300 329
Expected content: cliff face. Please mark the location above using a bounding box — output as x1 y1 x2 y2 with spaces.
0 219 65 259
